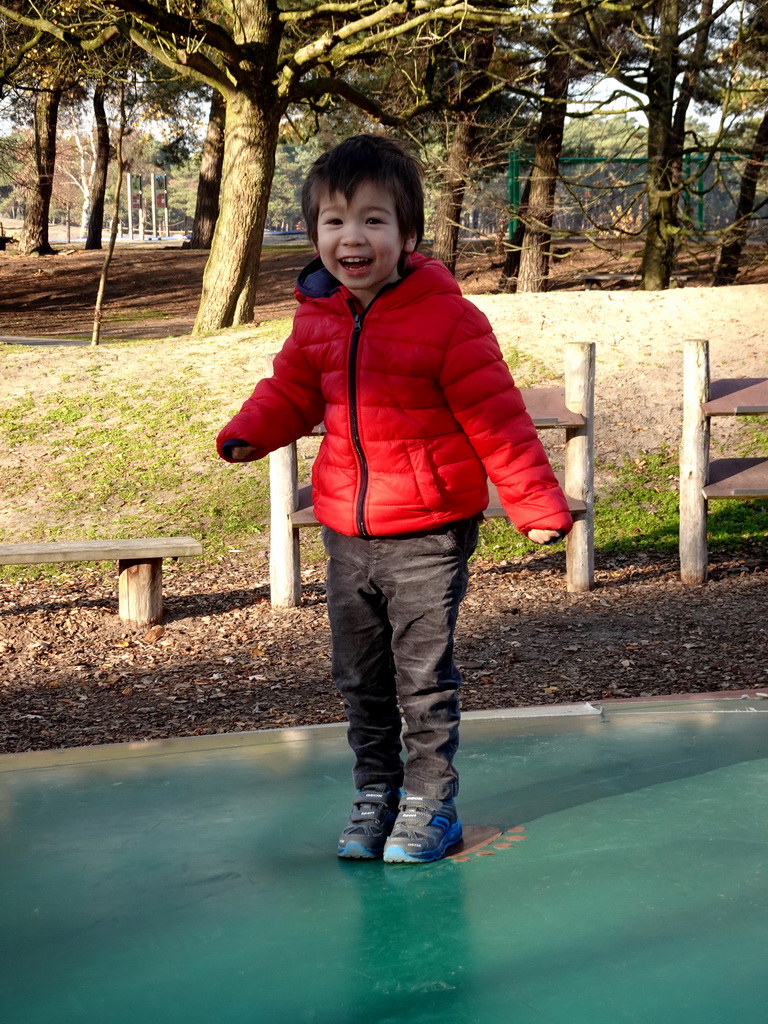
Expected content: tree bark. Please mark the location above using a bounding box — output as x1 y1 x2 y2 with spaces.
190 0 285 332
432 118 474 273
639 0 680 290
187 89 226 250
516 7 571 293
20 84 62 256
85 85 110 250
429 35 495 274
713 109 768 286
499 172 531 292
92 84 126 346
670 0 713 193
193 87 284 334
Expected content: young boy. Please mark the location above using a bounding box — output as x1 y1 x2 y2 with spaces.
217 134 572 864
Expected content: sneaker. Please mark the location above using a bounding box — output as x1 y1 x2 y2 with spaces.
337 783 400 859
383 794 462 863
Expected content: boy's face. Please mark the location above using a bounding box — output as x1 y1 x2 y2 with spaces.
315 181 417 309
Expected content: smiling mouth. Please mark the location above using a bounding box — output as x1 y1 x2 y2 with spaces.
339 257 373 269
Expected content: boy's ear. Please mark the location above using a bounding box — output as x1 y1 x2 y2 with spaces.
402 232 417 254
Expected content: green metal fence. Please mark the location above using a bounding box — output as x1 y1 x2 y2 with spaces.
506 152 766 241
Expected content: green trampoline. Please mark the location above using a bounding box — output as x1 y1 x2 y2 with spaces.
1 697 766 1024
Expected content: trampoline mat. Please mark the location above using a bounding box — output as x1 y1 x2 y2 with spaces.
1 698 767 1024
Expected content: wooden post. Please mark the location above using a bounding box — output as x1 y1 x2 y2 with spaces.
265 355 301 607
269 441 301 607
126 172 133 241
564 342 595 592
680 338 710 584
118 558 163 626
150 172 158 238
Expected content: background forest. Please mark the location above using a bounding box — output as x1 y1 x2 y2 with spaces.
1 0 767 332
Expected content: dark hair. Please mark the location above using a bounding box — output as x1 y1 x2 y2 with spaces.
301 134 424 247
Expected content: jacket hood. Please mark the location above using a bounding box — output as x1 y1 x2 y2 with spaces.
296 254 339 300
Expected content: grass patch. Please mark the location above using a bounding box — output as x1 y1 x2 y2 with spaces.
597 448 768 555
594 450 681 554
497 343 558 389
0 329 291 575
477 447 768 561
738 416 768 457
102 308 172 324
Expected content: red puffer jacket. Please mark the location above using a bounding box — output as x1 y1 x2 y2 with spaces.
217 252 573 539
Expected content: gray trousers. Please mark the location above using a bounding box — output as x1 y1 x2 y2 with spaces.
322 517 479 800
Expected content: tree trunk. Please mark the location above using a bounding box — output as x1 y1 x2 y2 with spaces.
187 89 226 250
499 172 531 292
20 85 62 256
85 85 110 251
670 0 713 198
431 118 473 274
640 0 680 290
713 109 768 286
92 84 127 346
430 36 494 274
193 88 284 334
515 134 562 292
517 7 571 293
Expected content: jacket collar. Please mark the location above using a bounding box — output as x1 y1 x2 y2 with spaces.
295 254 339 300
294 251 454 308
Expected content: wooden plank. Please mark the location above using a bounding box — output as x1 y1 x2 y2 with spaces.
583 272 687 290
704 458 768 497
291 478 585 528
583 273 640 290
291 484 321 527
302 395 585 436
0 536 202 566
484 478 586 518
519 387 585 427
702 379 768 416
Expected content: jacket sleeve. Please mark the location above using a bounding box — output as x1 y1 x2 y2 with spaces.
439 303 573 536
216 328 325 462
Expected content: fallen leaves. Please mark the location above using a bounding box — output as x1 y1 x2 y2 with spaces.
1 554 767 753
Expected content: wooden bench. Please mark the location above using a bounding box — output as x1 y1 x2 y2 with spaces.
583 272 688 290
269 342 596 607
0 536 203 627
680 340 768 583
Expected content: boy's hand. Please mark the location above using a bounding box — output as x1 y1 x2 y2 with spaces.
228 444 256 461
527 528 567 545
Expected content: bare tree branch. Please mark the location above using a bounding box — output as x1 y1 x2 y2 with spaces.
677 0 739 45
293 74 436 124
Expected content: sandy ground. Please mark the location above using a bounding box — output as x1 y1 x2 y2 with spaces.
470 284 768 467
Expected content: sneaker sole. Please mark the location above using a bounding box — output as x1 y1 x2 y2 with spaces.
383 822 463 864
337 841 383 860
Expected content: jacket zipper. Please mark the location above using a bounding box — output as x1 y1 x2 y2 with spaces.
347 301 369 536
